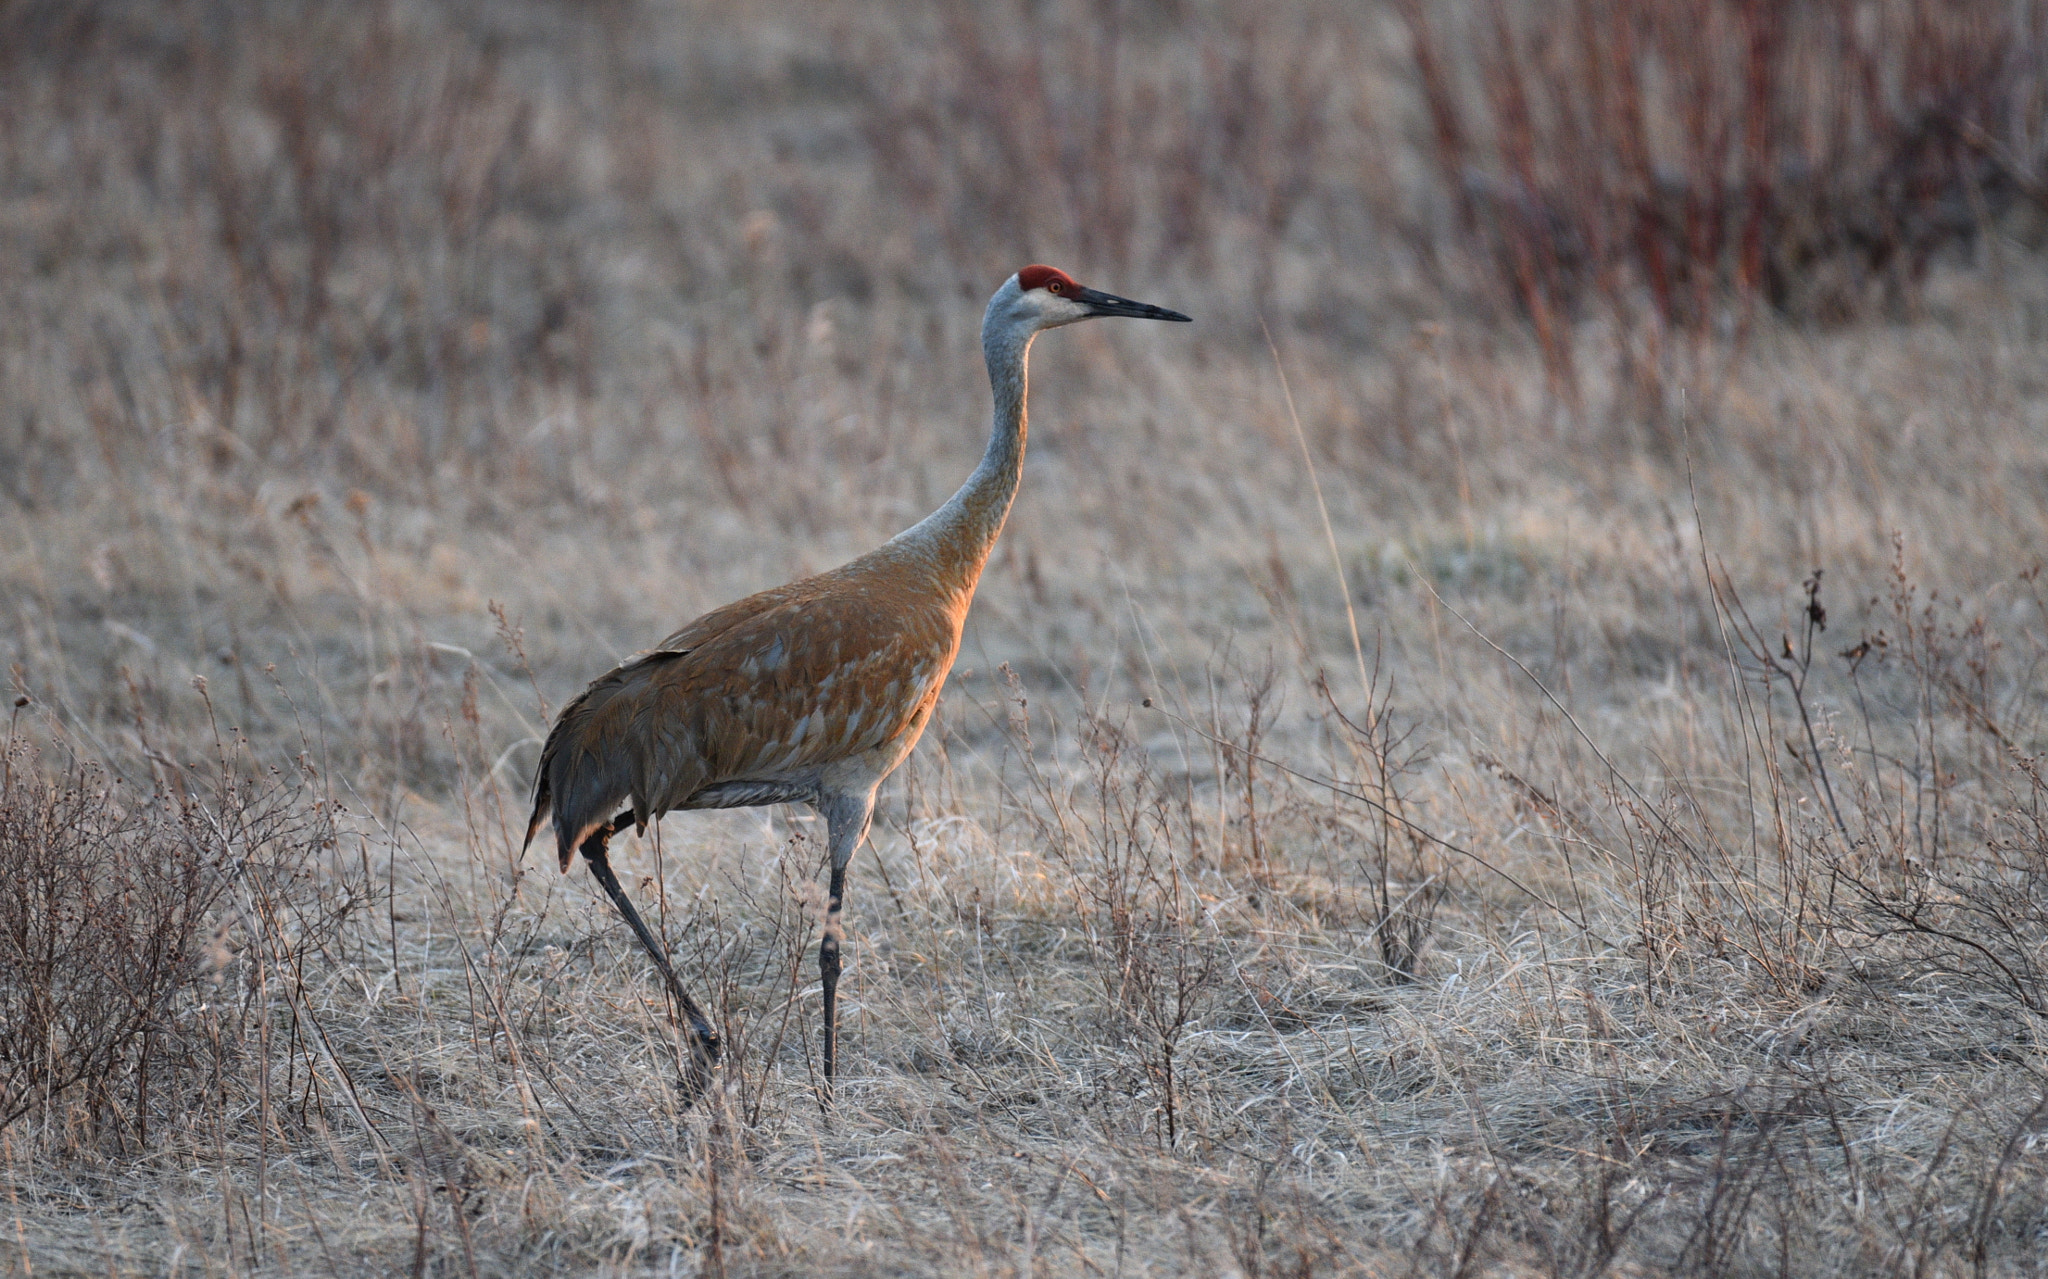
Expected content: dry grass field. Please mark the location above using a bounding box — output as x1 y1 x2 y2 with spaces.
5 1 2048 1274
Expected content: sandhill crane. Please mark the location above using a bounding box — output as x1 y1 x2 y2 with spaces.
525 266 1190 1090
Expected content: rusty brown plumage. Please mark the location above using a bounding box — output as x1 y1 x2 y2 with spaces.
525 551 968 872
525 267 1189 1095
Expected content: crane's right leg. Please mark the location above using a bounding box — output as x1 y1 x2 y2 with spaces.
817 790 876 1093
580 813 722 1095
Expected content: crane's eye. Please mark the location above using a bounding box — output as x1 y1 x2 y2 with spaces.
1048 281 1063 293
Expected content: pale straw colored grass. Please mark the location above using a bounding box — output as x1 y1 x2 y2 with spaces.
4 1 2048 1275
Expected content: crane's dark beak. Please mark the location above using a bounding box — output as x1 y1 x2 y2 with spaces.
1077 286 1192 322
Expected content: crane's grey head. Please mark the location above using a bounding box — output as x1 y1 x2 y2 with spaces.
988 265 1192 336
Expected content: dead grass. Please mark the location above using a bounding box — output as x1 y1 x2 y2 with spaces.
1401 0 2048 411
3 0 2048 1274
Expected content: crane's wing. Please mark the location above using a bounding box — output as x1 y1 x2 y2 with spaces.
525 574 961 871
638 585 958 793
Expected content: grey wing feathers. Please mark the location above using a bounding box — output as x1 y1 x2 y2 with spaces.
523 648 691 872
523 564 955 874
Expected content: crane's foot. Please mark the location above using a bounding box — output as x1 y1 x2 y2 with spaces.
674 1008 722 1105
676 1036 721 1106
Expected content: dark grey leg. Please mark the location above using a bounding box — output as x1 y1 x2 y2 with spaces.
821 858 848 1083
817 790 876 1092
580 813 721 1094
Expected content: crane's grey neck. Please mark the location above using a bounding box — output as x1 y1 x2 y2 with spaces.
888 304 1035 591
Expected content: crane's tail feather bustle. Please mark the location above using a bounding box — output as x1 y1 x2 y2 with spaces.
524 682 638 872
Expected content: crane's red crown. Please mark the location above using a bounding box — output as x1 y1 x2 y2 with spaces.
1017 264 1079 296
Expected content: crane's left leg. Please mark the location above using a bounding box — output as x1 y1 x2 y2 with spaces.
818 790 876 1089
579 813 722 1096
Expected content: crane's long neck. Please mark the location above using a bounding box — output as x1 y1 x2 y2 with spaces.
892 318 1034 601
